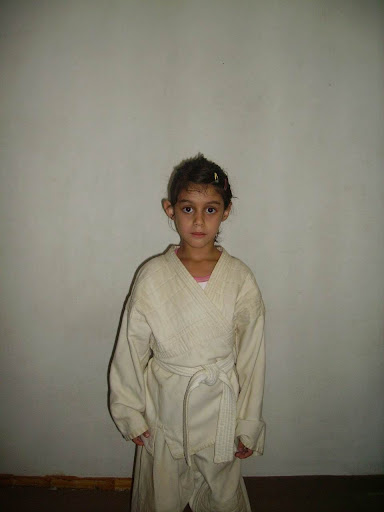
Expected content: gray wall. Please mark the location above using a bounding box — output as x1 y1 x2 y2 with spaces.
0 0 383 477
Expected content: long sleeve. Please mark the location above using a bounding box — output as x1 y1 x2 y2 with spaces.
109 296 152 441
234 273 266 455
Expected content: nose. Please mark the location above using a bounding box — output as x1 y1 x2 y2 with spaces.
193 211 204 226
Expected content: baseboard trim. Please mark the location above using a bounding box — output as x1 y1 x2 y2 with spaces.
0 474 132 491
1 474 383 492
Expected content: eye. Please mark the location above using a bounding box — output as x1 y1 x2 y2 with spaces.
206 207 217 214
182 206 193 213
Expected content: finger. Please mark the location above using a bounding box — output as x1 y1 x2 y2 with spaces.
132 430 151 446
235 440 245 455
235 445 253 458
235 451 250 459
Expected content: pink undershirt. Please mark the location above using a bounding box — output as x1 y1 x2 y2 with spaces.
194 274 211 283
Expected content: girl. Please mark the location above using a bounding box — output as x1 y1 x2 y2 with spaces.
109 154 266 512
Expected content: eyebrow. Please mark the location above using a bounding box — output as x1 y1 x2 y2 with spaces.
178 199 222 206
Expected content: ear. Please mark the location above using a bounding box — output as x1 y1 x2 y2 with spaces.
221 202 232 222
162 199 174 219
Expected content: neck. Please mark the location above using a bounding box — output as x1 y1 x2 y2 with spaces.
177 243 220 262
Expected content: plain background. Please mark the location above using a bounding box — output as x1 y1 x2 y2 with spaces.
0 0 383 478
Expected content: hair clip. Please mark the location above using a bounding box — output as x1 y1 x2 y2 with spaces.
224 178 228 191
214 172 219 183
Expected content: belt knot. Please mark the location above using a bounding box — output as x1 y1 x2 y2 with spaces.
200 364 220 386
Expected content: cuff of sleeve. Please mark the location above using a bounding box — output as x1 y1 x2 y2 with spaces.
110 403 149 441
119 415 149 441
236 419 266 455
123 422 149 441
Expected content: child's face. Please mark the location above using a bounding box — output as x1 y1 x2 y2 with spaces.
164 184 231 251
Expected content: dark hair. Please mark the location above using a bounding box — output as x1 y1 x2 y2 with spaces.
168 153 233 209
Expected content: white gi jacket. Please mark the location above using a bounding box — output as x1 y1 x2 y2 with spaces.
110 245 266 463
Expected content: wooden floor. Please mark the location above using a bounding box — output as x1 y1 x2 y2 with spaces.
1 476 383 511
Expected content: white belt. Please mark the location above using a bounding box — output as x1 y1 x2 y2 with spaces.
156 353 236 465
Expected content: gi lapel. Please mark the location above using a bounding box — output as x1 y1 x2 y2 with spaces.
164 246 233 336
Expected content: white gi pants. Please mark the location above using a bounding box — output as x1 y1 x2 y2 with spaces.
131 429 251 512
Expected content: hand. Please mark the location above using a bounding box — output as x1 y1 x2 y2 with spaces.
132 430 150 446
235 440 253 459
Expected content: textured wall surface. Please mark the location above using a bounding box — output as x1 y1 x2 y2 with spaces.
0 0 383 477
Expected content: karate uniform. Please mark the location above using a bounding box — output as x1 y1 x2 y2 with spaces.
109 246 266 512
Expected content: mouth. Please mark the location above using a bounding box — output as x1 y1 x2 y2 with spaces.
191 232 206 237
